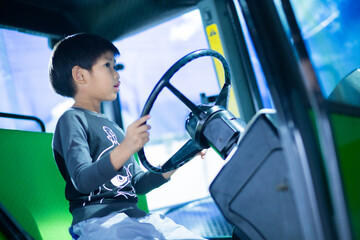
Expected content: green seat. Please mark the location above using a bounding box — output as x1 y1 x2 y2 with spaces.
0 129 148 239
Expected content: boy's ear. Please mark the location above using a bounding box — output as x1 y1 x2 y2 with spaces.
72 66 87 84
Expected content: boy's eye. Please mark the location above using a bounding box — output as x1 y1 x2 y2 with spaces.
105 63 111 68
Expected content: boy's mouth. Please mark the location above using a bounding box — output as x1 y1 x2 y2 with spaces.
114 82 120 92
114 82 120 88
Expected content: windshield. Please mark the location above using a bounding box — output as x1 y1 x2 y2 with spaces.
289 0 360 107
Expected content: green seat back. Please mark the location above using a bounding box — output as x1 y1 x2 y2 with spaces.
329 113 360 239
0 129 148 239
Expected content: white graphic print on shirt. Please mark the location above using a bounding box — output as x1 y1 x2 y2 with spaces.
83 126 137 206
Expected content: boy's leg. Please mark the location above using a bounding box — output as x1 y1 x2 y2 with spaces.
72 212 166 240
141 213 205 240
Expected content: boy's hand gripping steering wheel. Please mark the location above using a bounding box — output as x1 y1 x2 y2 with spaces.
138 49 232 173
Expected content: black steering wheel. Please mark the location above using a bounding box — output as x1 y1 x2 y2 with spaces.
138 49 231 173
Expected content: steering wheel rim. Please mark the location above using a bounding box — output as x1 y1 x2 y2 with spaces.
138 49 231 173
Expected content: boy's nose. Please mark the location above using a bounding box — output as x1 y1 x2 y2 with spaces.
114 70 120 80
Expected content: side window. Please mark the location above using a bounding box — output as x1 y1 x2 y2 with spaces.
288 0 360 103
0 30 72 132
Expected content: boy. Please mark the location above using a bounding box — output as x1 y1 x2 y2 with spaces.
49 33 205 239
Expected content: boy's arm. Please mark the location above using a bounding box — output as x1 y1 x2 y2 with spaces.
110 115 151 170
131 163 170 195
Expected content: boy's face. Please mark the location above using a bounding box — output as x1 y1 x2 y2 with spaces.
84 51 120 102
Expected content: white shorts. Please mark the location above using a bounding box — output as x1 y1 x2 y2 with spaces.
72 212 205 240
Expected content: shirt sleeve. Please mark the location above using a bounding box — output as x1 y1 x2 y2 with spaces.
130 158 169 195
53 111 118 194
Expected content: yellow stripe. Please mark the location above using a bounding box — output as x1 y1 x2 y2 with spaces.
206 24 240 117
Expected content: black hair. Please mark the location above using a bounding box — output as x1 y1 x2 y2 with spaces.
49 33 120 97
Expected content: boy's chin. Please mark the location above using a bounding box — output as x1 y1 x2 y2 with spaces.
106 94 118 101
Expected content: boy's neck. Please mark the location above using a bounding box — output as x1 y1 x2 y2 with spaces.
73 100 101 113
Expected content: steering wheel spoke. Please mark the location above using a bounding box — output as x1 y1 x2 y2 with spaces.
161 139 203 171
166 83 204 118
215 82 231 108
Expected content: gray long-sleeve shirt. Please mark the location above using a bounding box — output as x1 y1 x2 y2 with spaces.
53 107 168 225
